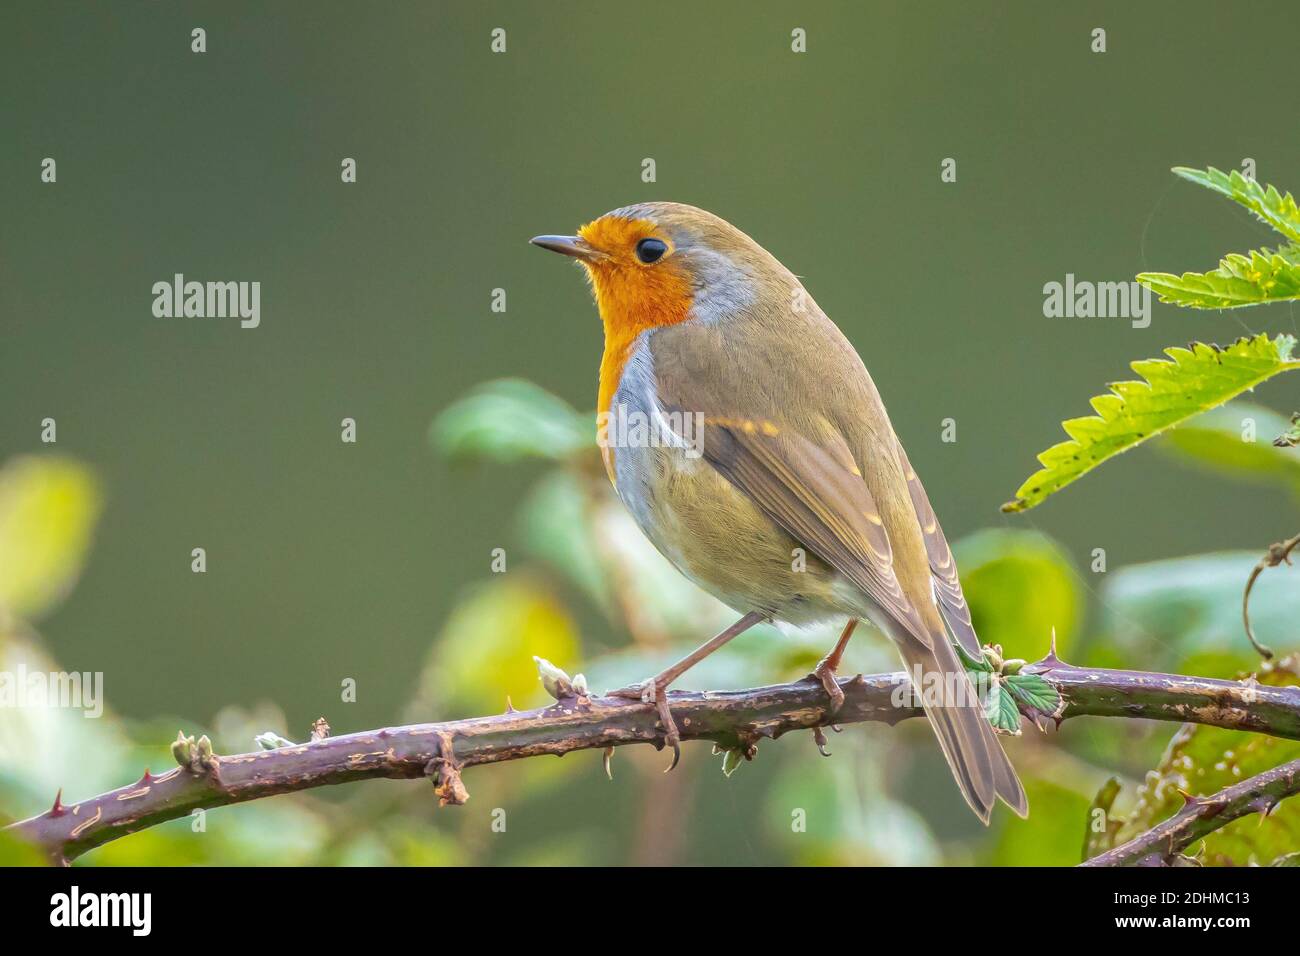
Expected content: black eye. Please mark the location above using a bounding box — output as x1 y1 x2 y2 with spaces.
635 237 668 263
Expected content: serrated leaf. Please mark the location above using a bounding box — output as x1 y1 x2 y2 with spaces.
1138 245 1300 309
982 679 1021 735
1003 334 1300 512
1005 672 1061 718
1172 166 1300 243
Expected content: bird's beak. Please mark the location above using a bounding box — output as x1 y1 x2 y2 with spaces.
530 234 601 262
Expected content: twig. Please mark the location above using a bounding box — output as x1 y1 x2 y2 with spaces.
1242 532 1300 660
8 655 1300 863
1080 757 1300 867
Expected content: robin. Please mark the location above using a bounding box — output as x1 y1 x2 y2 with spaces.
531 203 1026 822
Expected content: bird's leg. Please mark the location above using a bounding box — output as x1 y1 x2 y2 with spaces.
812 618 858 713
608 610 766 771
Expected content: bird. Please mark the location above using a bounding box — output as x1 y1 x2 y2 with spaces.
531 203 1026 823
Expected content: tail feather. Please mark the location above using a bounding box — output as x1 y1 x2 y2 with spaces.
896 635 1028 823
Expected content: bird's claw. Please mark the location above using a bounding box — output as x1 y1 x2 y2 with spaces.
608 678 681 772
812 658 845 714
812 724 832 757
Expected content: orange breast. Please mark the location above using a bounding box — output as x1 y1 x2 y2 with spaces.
579 217 694 480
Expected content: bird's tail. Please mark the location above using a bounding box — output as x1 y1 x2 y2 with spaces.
895 634 1028 824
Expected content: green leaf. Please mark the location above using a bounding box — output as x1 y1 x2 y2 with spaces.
1171 167 1300 243
1157 402 1300 496
408 573 582 718
1138 245 1300 309
955 641 993 672
952 529 1081 659
982 679 1021 735
1275 413 1300 448
1100 551 1295 675
430 378 593 464
719 746 746 777
1005 672 1061 719
0 456 103 622
1003 334 1300 513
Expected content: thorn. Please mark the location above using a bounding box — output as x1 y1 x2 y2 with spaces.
1035 627 1067 670
50 789 65 817
138 769 153 785
603 746 614 780
830 724 843 733
504 695 517 714
1176 788 1200 808
812 725 831 757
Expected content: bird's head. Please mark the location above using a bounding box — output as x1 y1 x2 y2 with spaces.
531 202 789 335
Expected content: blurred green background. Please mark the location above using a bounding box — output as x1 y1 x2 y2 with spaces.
2 1 1299 865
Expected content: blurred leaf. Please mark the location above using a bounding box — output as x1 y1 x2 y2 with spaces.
1109 657 1300 865
430 379 592 464
1158 402 1300 494
411 573 581 717
0 826 47 866
1100 551 1295 673
764 735 941 865
517 470 612 613
0 456 102 622
91 798 330 866
1082 776 1123 861
990 776 1093 865
953 528 1081 659
1002 334 1300 513
0 634 131 820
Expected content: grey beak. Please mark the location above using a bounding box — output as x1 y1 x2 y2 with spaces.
530 235 599 261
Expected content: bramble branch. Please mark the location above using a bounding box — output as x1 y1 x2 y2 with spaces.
8 652 1300 864
1081 757 1300 866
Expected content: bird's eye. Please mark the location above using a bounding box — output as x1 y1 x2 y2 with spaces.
635 237 668 264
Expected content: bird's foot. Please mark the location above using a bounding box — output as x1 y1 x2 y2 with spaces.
608 679 681 772
811 655 845 714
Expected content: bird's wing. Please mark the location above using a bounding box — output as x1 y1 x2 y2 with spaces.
652 364 932 647
893 443 982 658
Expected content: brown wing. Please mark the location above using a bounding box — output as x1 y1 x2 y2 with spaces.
893 443 982 658
653 373 932 647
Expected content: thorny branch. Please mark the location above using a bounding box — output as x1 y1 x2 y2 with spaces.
7 649 1300 865
1081 757 1300 867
